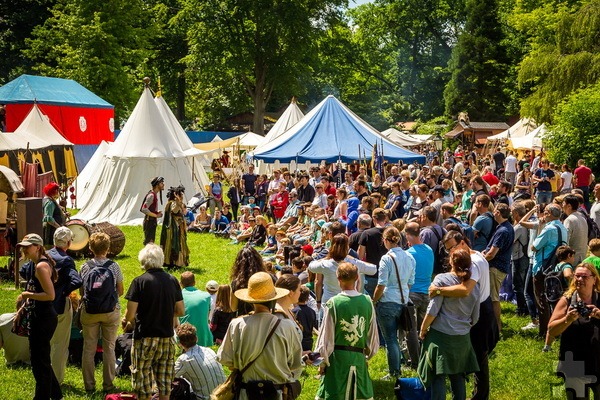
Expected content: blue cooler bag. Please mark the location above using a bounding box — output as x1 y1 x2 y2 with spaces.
394 377 431 400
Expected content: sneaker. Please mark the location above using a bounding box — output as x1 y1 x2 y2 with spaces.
521 321 539 331
542 345 552 352
381 374 396 381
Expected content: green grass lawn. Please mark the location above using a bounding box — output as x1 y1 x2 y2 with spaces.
0 225 565 399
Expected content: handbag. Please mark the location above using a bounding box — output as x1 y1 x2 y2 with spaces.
394 377 431 400
390 255 413 332
11 299 33 337
211 318 281 400
104 393 137 400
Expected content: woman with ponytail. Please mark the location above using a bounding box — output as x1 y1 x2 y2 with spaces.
18 233 62 400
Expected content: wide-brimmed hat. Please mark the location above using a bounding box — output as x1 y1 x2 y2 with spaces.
234 272 289 303
18 233 43 247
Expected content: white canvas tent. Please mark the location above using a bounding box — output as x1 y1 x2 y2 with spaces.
74 87 210 225
381 128 424 147
237 132 264 149
0 104 78 180
260 100 304 145
487 118 537 141
508 124 547 151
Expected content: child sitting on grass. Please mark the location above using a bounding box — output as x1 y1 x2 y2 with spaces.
260 224 278 255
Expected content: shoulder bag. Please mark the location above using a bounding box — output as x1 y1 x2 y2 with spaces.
211 318 281 400
390 254 414 332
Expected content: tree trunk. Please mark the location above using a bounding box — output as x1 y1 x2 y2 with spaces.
176 72 186 121
252 90 265 135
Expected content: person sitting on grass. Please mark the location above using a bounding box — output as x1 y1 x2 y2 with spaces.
210 209 229 234
293 285 318 353
248 215 267 247
260 224 278 254
174 322 226 398
188 205 211 233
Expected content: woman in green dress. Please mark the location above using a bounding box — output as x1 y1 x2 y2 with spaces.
418 248 480 400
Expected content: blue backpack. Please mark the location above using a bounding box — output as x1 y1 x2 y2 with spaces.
83 260 118 314
447 216 475 245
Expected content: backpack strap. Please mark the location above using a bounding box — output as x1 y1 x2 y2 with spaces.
390 254 407 305
480 212 494 240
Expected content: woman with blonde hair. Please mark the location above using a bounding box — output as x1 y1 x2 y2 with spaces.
308 234 376 306
548 263 600 399
372 227 416 379
79 232 124 393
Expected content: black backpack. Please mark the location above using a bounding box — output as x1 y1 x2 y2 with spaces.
83 260 118 314
579 210 600 241
426 226 448 275
169 377 194 400
544 265 570 303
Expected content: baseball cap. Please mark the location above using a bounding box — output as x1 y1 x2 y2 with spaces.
54 226 73 245
18 233 43 247
524 163 531 168
205 280 219 291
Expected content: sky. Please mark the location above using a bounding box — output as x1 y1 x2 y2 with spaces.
350 0 372 6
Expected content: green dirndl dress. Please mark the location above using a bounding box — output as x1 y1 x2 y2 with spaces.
417 328 479 388
316 293 374 400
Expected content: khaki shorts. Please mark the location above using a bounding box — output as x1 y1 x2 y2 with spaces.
489 267 508 302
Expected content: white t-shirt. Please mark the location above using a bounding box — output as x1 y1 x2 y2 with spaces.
469 251 490 303
505 155 518 173
561 171 573 190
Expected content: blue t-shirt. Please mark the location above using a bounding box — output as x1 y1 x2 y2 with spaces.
485 220 515 273
472 213 494 251
535 168 555 192
407 244 434 294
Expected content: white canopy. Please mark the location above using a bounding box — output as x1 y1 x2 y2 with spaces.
508 124 547 150
381 128 423 147
260 100 304 145
74 87 210 225
237 131 264 148
488 118 537 141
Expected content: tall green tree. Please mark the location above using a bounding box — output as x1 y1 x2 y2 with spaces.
0 0 55 83
180 0 347 135
546 82 600 174
24 0 153 122
444 0 511 120
515 0 600 123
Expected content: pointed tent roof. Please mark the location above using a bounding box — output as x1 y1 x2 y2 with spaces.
488 118 537 141
74 87 209 225
253 95 425 164
261 99 304 145
380 128 423 147
14 104 73 147
508 124 547 150
106 89 186 158
154 95 202 157
0 74 113 108
238 131 264 148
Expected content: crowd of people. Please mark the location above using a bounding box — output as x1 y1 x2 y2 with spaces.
4 144 600 399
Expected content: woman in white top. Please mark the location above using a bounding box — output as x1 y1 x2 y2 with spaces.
308 234 377 305
559 164 574 194
332 188 348 220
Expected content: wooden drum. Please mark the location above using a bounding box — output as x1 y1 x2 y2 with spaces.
66 220 126 257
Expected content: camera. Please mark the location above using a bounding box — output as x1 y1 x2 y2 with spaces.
572 301 592 319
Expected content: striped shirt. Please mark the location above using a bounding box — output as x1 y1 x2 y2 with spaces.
174 345 226 399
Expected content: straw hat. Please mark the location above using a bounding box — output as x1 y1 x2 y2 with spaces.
234 272 289 303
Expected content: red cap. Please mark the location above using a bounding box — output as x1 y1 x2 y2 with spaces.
43 182 60 196
301 244 314 256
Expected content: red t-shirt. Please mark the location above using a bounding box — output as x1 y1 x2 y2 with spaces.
482 172 500 187
574 166 592 187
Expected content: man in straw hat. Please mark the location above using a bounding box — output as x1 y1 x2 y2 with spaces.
140 177 164 245
216 271 303 399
